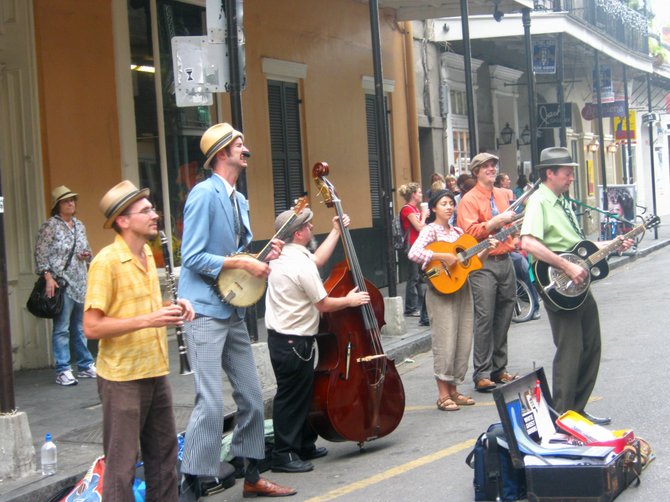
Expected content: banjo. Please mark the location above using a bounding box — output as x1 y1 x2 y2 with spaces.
215 196 308 307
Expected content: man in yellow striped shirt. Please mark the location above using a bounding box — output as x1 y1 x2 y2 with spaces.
84 180 195 501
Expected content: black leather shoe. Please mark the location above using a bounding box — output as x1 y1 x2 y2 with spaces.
581 411 612 426
271 458 314 473
300 446 328 460
200 474 236 496
180 472 235 501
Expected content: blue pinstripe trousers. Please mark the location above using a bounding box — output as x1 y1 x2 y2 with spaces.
180 314 265 476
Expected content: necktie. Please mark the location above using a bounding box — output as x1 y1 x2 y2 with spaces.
230 190 241 243
490 193 500 217
560 197 585 239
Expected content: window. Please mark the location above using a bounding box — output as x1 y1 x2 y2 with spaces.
267 80 304 214
128 0 213 265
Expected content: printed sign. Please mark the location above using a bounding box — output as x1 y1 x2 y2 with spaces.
613 112 636 141
533 38 556 74
537 103 572 129
581 101 627 120
593 65 614 103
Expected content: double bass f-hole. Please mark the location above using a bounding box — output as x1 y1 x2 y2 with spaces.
308 161 405 445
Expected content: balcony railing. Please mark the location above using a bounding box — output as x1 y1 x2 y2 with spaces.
533 0 648 55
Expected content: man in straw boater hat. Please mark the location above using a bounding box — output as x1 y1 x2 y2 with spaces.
178 123 296 499
265 209 369 473
520 147 633 425
83 180 195 500
457 152 520 393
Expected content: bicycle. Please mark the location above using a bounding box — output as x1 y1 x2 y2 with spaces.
512 277 536 323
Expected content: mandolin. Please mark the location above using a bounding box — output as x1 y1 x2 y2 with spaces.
215 196 308 307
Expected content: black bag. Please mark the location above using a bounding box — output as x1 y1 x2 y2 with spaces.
466 423 526 502
26 275 67 318
392 213 409 251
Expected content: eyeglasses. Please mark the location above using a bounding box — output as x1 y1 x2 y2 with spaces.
123 206 160 217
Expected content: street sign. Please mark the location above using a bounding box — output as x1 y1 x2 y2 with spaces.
171 36 226 107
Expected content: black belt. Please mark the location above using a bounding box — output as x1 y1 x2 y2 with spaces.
488 253 510 262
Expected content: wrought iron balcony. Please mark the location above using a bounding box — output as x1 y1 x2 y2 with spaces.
533 0 648 55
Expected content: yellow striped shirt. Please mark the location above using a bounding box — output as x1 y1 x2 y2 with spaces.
85 234 169 381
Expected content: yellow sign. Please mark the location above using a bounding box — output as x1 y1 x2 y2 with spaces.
613 112 636 141
587 160 595 197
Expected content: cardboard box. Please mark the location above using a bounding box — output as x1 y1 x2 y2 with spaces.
492 368 641 502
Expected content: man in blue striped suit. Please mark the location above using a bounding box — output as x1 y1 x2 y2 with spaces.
178 123 296 499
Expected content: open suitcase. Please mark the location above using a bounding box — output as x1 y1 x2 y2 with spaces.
492 368 642 502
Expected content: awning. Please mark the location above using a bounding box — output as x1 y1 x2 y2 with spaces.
375 0 534 21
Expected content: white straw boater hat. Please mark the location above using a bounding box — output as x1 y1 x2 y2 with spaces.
99 180 150 229
51 185 78 212
200 122 244 169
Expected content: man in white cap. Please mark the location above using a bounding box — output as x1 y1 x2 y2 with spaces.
178 123 295 498
84 180 195 500
265 208 369 473
457 152 519 393
520 147 633 425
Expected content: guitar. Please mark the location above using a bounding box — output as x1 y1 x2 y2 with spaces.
216 197 308 307
533 215 660 311
424 215 524 295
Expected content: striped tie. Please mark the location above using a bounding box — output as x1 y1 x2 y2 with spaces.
561 197 585 239
230 190 241 244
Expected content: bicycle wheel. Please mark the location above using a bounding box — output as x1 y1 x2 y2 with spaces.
512 278 534 323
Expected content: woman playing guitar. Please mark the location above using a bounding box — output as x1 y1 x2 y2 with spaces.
408 189 497 411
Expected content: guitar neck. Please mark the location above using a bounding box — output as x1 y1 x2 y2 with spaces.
255 212 303 261
585 223 646 267
458 218 522 261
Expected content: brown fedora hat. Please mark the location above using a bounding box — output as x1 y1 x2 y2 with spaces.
200 122 244 169
99 180 150 229
469 152 499 174
51 185 78 211
537 147 578 169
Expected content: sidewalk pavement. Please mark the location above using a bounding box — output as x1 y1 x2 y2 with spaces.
2 218 669 502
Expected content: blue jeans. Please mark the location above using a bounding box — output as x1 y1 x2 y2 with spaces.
52 292 94 373
404 258 425 313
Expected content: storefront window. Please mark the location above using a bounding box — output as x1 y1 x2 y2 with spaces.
128 0 213 265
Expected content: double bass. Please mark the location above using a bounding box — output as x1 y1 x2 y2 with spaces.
309 162 405 446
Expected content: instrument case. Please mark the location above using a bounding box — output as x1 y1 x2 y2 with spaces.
492 368 641 502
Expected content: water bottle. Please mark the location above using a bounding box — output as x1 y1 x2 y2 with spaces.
41 433 57 476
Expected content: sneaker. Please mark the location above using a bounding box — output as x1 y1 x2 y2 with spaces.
56 369 78 386
404 310 421 317
77 364 97 379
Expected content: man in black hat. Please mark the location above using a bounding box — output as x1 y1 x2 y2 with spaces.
265 209 369 473
520 147 633 425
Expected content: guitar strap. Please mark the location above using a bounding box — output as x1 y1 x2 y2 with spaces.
559 196 585 239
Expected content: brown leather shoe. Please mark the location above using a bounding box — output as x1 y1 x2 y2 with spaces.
243 477 297 498
475 378 497 392
493 372 519 384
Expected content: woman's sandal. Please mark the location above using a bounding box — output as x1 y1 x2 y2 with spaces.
436 396 460 411
450 392 476 406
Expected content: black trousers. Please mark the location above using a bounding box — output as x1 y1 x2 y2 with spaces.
267 330 318 462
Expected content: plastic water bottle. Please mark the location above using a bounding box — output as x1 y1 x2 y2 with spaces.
41 433 57 476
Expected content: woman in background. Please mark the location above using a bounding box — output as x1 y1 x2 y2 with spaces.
34 185 96 386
